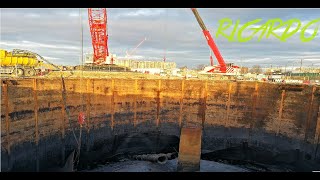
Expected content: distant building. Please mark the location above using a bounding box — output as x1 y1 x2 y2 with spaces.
84 53 176 70
117 59 176 69
240 67 249 74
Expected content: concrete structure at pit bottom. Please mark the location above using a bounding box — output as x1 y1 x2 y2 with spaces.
178 127 202 172
1 78 320 171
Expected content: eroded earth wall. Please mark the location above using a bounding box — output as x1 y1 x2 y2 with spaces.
1 78 320 171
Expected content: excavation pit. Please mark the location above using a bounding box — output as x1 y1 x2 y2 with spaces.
1 78 320 172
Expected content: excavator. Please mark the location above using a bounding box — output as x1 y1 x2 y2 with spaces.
191 8 240 76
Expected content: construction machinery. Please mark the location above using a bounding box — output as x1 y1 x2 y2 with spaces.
87 8 116 65
0 49 60 77
75 8 131 72
125 37 147 59
191 8 240 75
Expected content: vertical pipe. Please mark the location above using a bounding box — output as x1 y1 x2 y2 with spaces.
33 79 39 172
179 80 185 127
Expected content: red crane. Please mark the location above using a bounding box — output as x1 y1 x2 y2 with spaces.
209 50 214 66
88 8 109 65
191 8 227 73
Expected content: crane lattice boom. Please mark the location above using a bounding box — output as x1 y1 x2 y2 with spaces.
88 8 108 65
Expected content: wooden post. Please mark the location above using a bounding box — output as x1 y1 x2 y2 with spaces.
225 83 232 127
3 81 10 155
314 106 320 144
248 83 259 142
86 79 91 132
133 79 138 127
305 86 316 142
60 79 66 164
86 79 91 152
92 79 96 123
156 80 161 126
252 82 259 125
314 106 320 159
179 80 185 127
32 79 39 172
277 90 286 135
111 79 115 129
201 81 208 128
33 79 39 145
60 79 66 138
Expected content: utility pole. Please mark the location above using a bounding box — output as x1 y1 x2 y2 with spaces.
284 64 286 73
300 59 303 73
80 8 84 67
240 57 243 75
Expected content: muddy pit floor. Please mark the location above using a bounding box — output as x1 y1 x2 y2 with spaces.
82 158 299 172
83 158 249 172
77 144 320 172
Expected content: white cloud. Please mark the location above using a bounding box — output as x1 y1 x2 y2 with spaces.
0 40 79 51
1 8 320 68
42 56 61 60
25 13 41 18
118 9 165 17
68 12 79 17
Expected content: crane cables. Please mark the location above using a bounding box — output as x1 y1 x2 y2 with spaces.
163 8 168 63
73 7 85 169
60 8 85 171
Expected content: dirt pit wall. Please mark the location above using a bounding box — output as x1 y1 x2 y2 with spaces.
1 78 320 171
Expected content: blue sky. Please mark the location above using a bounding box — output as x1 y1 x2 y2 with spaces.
1 8 319 68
